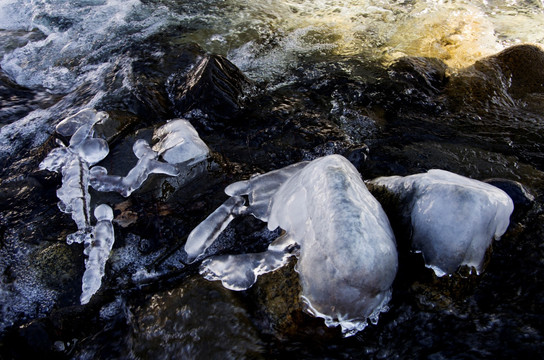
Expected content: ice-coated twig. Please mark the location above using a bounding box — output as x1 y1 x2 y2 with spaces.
80 204 115 305
89 139 180 197
41 111 212 305
185 196 247 263
40 113 109 238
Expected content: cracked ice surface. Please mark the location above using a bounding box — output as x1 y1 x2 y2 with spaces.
370 169 514 276
80 204 115 305
188 155 398 336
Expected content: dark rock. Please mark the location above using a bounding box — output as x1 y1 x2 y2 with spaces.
490 44 544 98
129 276 264 359
446 44 544 112
170 54 256 126
0 70 61 126
3 30 544 360
95 41 207 142
484 178 535 210
388 56 448 95
0 319 58 359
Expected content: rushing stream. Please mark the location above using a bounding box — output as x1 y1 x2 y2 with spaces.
1 0 544 359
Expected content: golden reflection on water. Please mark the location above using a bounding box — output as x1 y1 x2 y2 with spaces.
200 0 544 77
386 3 501 69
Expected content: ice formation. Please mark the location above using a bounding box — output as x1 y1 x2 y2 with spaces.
152 119 210 165
55 108 109 138
370 169 514 276
90 139 179 197
185 196 247 262
200 233 298 291
41 110 213 304
90 119 210 197
185 155 398 336
80 204 115 305
40 110 109 242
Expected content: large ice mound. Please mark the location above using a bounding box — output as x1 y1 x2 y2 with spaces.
370 169 514 276
185 155 398 336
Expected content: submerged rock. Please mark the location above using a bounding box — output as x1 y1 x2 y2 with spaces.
2 35 544 359
447 44 544 111
129 276 263 359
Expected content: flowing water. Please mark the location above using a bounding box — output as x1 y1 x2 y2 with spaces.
1 1 543 92
1 0 544 359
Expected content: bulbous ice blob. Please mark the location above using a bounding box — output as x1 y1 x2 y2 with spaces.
75 138 109 166
152 119 210 165
370 169 514 276
80 204 115 305
94 203 114 222
267 155 398 335
188 155 398 336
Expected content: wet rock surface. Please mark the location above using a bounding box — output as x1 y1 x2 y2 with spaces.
1 43 544 358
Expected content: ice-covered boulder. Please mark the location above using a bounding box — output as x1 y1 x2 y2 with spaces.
185 155 398 336
370 169 514 276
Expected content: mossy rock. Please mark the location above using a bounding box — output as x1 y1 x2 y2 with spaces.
31 242 84 301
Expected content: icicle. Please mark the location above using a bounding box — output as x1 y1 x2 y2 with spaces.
80 204 115 305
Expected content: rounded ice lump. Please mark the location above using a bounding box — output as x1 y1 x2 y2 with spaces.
185 154 398 336
370 169 514 276
151 119 210 165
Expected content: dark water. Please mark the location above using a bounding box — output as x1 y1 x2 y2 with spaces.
0 0 544 359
